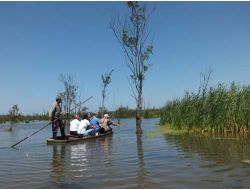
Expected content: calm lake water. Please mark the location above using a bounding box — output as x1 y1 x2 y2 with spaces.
1 118 250 188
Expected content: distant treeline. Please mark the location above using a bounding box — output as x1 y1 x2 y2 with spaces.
160 82 250 134
0 107 161 123
0 114 48 123
110 106 161 119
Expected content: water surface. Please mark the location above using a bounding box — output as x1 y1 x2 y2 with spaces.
1 119 250 188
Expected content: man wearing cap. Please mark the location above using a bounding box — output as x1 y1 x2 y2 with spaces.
100 113 120 132
49 96 66 139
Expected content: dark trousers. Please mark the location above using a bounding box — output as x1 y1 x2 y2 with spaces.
52 119 65 139
99 127 105 134
70 131 78 136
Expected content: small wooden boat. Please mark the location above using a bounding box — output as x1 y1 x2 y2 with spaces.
47 131 113 144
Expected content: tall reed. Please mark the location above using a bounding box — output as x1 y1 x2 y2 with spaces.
160 82 250 133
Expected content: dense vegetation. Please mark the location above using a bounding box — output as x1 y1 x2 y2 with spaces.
111 106 161 119
160 82 250 134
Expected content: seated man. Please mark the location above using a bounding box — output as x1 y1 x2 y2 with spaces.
89 112 104 135
78 113 95 137
69 114 80 135
100 113 120 132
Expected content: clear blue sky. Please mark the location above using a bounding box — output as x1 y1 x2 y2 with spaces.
0 1 250 114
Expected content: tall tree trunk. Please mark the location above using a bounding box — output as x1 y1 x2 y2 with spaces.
136 113 143 134
136 81 143 134
101 98 105 117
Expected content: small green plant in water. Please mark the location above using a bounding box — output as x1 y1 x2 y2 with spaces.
241 160 250 165
145 125 190 138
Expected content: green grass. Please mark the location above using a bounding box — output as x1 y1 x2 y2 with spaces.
145 124 190 138
160 82 250 134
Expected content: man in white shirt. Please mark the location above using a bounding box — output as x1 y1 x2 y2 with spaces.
70 114 80 135
78 113 95 137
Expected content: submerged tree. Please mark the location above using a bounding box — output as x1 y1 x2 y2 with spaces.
101 69 114 117
110 1 155 134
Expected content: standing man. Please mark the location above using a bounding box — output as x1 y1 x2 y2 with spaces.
49 96 66 139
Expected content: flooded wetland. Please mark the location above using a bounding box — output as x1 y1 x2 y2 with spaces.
1 118 250 188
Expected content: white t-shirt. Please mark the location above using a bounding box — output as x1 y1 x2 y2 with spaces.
70 119 80 132
78 119 91 134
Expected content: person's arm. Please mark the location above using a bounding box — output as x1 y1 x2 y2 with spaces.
87 120 95 129
48 102 57 122
100 118 106 128
110 120 120 127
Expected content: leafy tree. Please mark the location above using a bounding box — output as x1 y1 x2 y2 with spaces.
101 69 113 117
110 1 155 134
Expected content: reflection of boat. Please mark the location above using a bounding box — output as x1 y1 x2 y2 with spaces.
47 131 113 144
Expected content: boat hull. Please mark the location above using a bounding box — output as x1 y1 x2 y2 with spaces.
47 131 113 144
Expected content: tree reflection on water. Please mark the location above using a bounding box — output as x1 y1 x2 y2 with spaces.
136 134 147 188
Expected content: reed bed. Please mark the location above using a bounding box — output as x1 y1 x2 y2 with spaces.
160 82 250 134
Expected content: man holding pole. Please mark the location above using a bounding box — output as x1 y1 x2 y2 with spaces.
11 96 93 148
49 96 66 139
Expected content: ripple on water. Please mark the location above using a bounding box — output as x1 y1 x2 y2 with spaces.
2 119 250 188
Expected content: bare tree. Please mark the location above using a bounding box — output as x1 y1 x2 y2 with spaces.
110 1 155 134
58 74 78 122
101 69 114 117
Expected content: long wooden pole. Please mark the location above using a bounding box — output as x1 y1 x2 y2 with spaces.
11 96 93 148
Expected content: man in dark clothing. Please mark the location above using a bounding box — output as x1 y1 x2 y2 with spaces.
49 96 66 139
